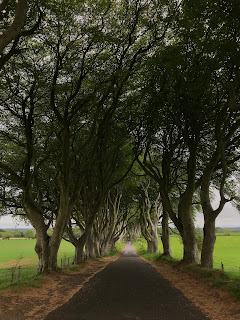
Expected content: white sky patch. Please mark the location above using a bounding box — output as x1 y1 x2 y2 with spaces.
195 201 240 228
1 202 240 229
0 215 31 229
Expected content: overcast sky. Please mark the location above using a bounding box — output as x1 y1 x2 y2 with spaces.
1 201 240 229
195 201 240 228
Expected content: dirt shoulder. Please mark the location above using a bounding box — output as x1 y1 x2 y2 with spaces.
146 259 240 320
0 256 38 268
0 254 121 320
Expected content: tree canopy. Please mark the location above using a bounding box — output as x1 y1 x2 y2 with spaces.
0 0 240 272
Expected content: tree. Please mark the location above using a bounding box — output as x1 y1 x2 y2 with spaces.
2 0 238 272
131 0 240 266
24 229 35 239
13 230 22 238
183 0 240 268
215 227 224 233
2 231 12 240
1 0 166 272
138 179 161 253
224 229 232 236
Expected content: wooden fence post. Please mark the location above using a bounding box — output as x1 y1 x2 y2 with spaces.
11 268 14 282
18 266 21 283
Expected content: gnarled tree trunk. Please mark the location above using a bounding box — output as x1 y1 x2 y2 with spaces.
140 185 160 254
201 216 216 268
180 198 199 264
161 211 173 257
23 187 72 273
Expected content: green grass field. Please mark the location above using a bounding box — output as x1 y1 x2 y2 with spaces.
1 234 239 272
0 240 76 289
135 233 240 273
0 239 76 265
0 239 124 289
0 234 239 290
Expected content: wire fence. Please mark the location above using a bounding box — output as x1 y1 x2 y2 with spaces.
59 256 75 269
0 255 76 288
0 266 21 284
220 262 240 273
0 265 38 288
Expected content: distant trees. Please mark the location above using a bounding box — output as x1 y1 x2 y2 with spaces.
0 229 35 239
24 229 35 239
215 227 224 233
2 231 12 240
12 231 24 238
224 229 232 236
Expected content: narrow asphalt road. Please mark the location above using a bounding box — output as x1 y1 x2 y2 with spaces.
45 244 209 320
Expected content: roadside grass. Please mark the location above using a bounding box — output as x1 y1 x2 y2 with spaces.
213 235 240 272
0 240 124 290
0 240 75 290
134 238 160 261
181 265 240 300
0 266 41 290
134 237 240 300
156 234 240 272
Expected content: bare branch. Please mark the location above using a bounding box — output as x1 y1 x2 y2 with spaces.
0 0 28 53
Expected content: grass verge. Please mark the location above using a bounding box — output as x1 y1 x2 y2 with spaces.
134 239 240 300
0 266 42 290
0 241 124 290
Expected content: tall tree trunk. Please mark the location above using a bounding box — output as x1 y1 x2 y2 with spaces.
180 198 199 264
34 230 61 273
85 230 100 259
35 231 50 273
179 140 200 265
108 238 116 251
86 236 101 258
68 226 93 264
200 167 226 268
74 241 86 264
182 226 199 264
201 216 216 268
161 211 173 257
140 186 160 254
23 189 72 272
200 180 222 268
147 235 158 253
23 200 54 273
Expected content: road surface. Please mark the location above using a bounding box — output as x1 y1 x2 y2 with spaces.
45 244 209 320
